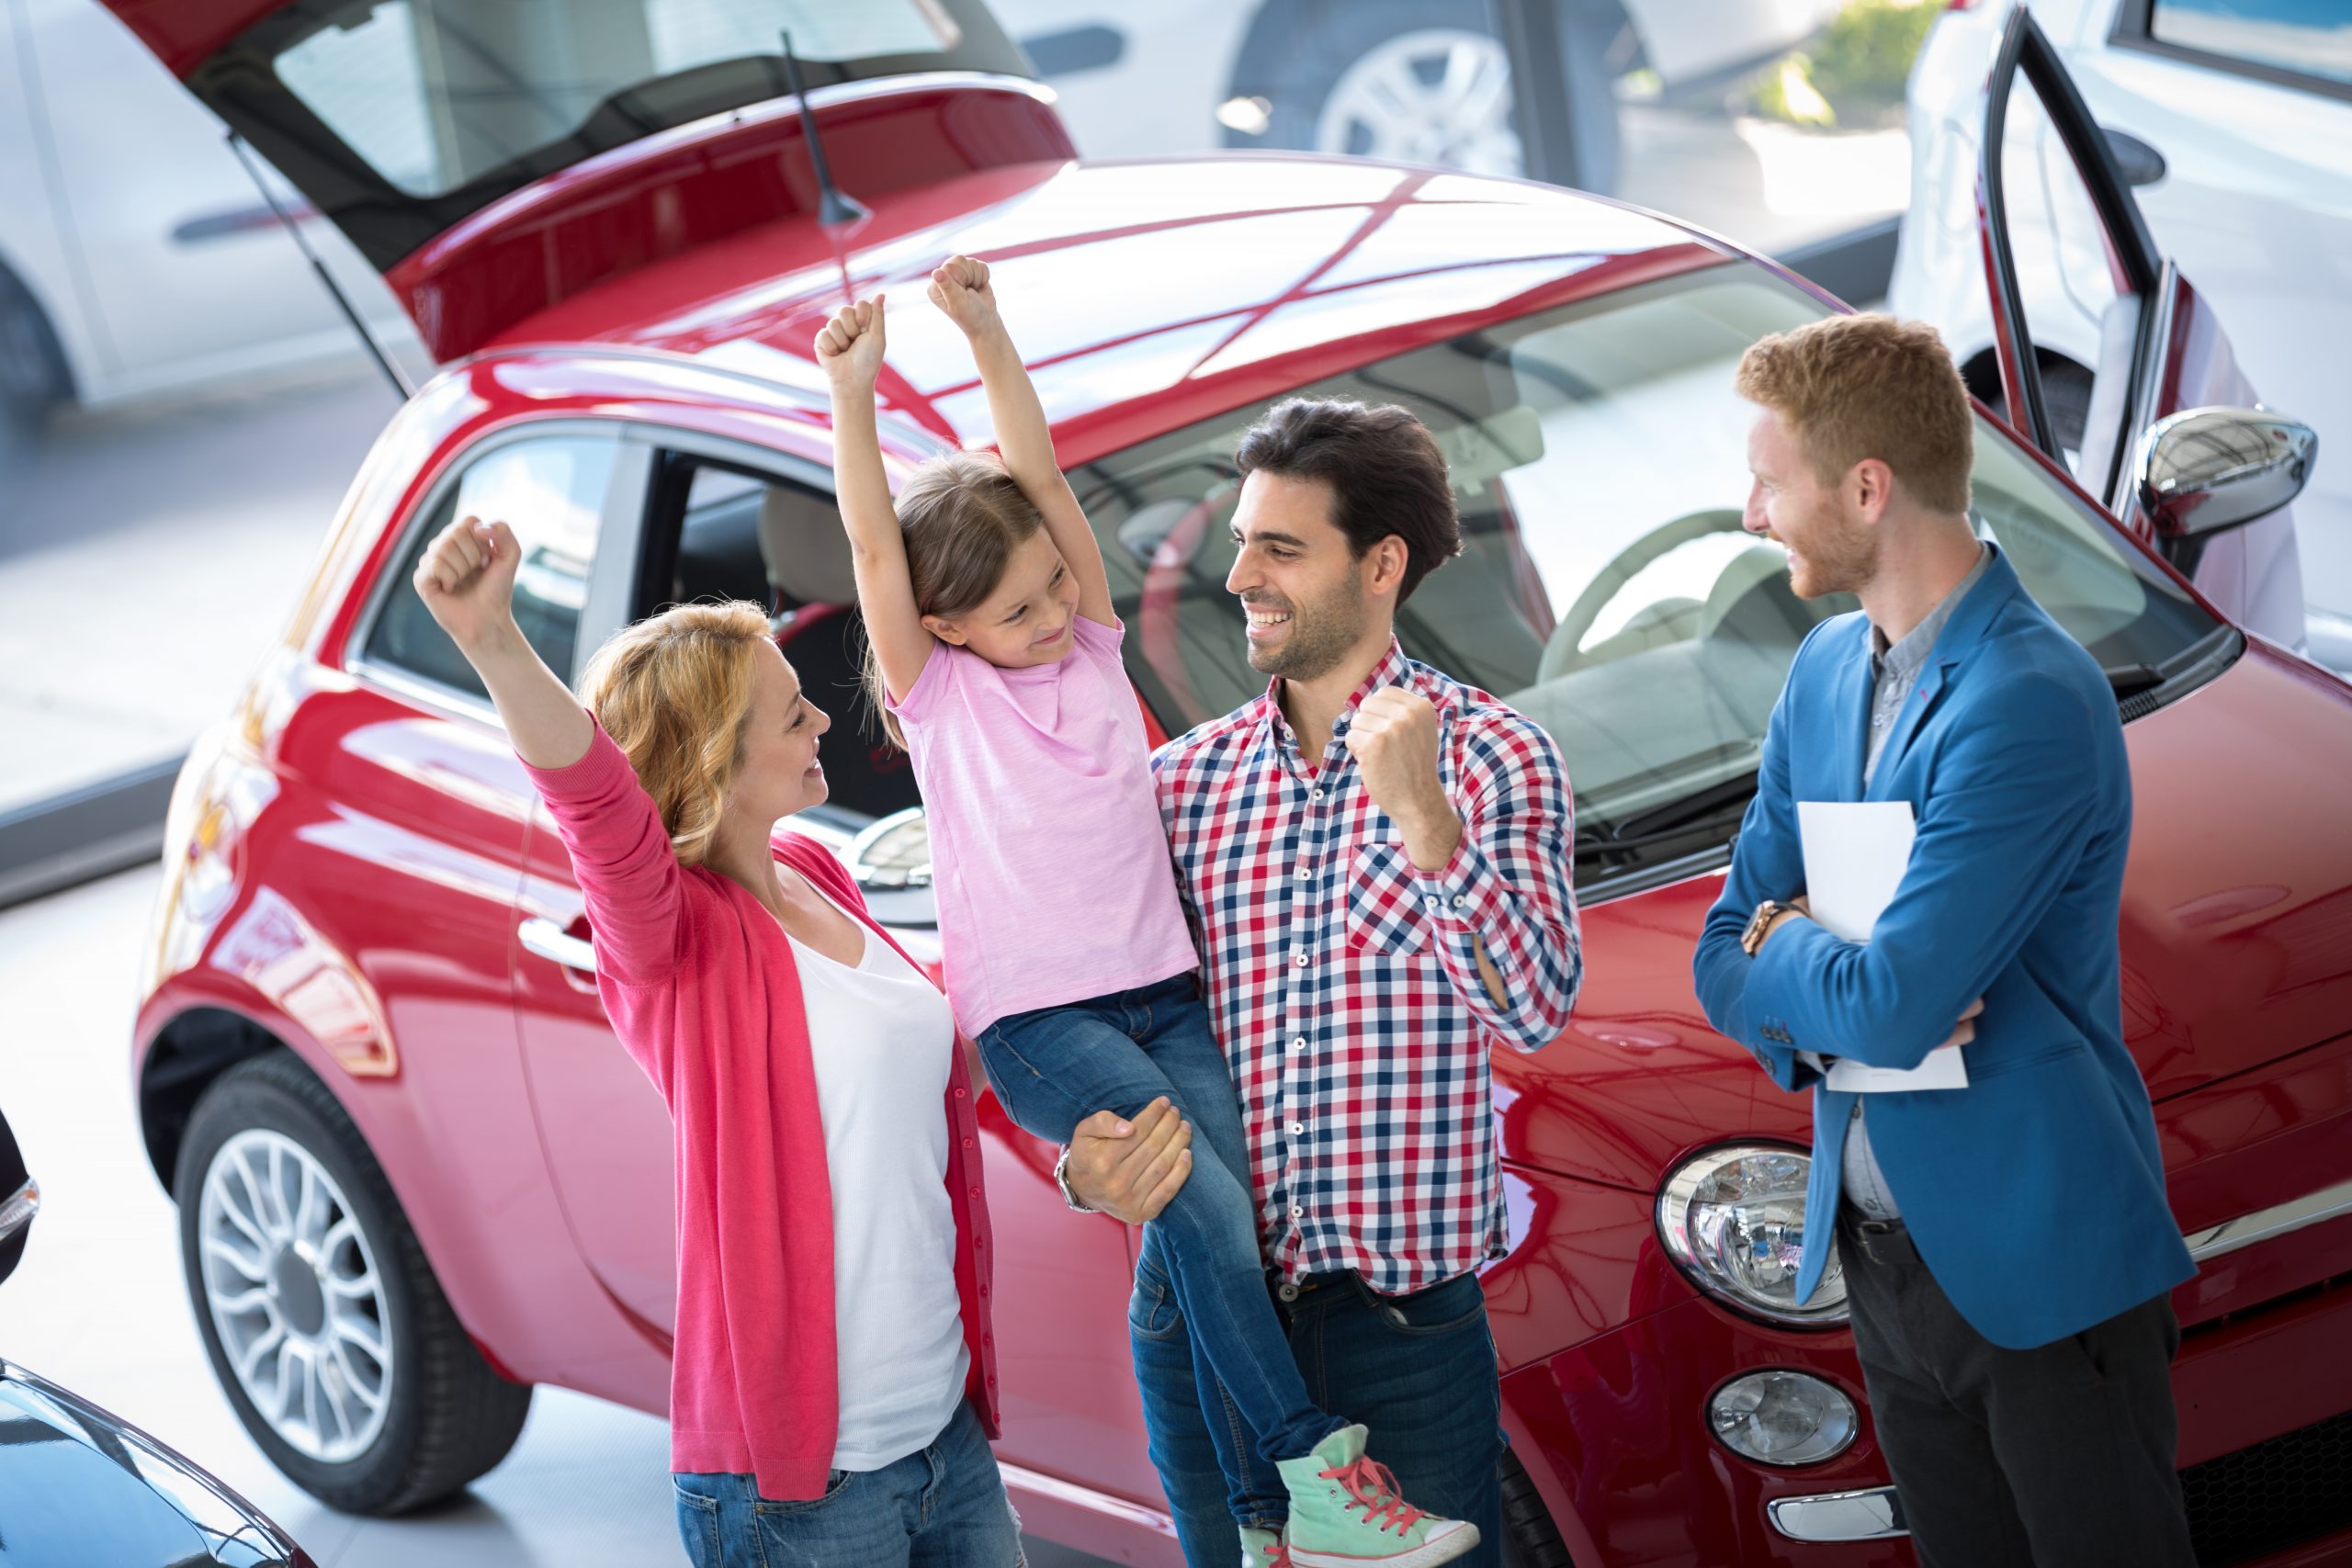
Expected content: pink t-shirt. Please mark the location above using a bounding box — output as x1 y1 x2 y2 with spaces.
889 614 1198 1037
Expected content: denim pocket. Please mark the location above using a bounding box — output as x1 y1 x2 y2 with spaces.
751 1468 854 1517
1358 1269 1487 1337
671 1480 723 1568
1128 1257 1184 1340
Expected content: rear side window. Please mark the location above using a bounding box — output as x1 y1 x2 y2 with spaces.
2148 0 2352 89
363 434 622 702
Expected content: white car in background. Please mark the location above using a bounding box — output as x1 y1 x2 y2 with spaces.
0 0 421 454
1890 0 2351 670
989 0 1847 195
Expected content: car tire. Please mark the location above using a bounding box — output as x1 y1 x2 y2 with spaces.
0 263 70 477
1226 0 1624 194
1498 1448 1577 1568
175 1051 532 1515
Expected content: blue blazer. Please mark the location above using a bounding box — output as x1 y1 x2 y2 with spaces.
1693 547 2192 1349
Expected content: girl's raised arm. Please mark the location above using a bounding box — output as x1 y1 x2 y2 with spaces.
928 254 1114 628
819 297 936 705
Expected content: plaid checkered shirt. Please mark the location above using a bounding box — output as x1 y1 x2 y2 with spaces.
1154 638 1582 1293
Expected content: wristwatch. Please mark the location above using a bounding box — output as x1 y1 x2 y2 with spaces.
1741 898 1797 957
1053 1146 1095 1214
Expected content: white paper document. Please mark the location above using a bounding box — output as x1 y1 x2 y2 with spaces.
1795 801 1969 1093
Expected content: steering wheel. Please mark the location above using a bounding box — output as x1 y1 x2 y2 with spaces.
1537 509 1753 682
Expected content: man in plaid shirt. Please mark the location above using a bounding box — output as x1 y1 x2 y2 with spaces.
1068 398 1582 1568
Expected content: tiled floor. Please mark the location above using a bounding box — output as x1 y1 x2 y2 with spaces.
0 865 1111 1567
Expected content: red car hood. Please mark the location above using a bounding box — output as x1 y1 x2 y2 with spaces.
1502 638 2352 1194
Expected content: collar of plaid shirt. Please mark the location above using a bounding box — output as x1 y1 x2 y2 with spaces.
1155 637 1583 1294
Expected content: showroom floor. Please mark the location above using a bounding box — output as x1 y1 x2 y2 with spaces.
0 866 1108 1567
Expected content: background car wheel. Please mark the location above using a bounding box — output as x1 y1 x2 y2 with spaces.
1227 0 1624 193
175 1051 532 1514
0 263 71 477
1498 1448 1576 1568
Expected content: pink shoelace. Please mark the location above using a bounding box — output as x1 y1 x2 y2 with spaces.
1318 1454 1426 1536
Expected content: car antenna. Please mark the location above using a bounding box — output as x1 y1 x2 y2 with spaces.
779 31 870 227
224 131 415 402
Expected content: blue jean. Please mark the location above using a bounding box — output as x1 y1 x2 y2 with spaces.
672 1400 1020 1567
1130 1254 1508 1568
978 976 1344 1529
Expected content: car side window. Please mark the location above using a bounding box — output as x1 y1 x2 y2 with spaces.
364 434 621 702
2147 0 2352 89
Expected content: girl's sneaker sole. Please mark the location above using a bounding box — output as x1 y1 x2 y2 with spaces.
1287 1523 1480 1568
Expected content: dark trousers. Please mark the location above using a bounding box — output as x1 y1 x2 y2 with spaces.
1129 1247 1506 1568
1838 1210 2196 1567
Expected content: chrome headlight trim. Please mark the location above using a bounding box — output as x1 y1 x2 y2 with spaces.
1657 1142 1849 1328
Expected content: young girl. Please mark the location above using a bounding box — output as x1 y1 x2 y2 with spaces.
815 258 1478 1568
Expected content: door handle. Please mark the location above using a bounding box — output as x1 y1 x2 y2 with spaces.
518 917 598 973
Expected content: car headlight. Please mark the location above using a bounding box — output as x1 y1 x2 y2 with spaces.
1709 1370 1857 1466
1657 1145 1847 1326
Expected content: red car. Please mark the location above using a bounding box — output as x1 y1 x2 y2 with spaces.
117 2 2352 1562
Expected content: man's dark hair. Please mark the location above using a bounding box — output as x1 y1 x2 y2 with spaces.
1234 399 1462 604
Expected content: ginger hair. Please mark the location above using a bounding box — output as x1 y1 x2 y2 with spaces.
578 600 775 867
1736 313 1974 514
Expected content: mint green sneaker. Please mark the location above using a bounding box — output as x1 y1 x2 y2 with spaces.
1240 1525 1289 1568
1275 1425 1478 1568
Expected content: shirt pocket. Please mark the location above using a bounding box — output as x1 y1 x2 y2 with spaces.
1342 843 1433 957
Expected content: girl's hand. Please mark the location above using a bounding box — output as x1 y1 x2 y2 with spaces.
927 254 1001 339
815 297 887 391
413 514 523 654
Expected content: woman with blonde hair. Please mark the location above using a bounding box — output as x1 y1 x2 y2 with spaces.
413 516 1021 1567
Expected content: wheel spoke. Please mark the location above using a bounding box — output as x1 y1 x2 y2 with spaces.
293 1161 328 1249
232 1148 284 1243
272 1340 306 1422
323 1267 379 1300
211 1285 271 1314
334 1316 389 1367
235 1322 287 1382
210 1172 270 1252
300 1348 322 1442
330 1337 389 1410
203 1236 268 1282
318 1356 356 1445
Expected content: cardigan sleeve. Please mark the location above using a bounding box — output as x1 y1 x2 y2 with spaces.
520 716 686 989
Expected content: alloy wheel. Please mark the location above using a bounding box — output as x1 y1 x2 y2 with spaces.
197 1128 393 1463
1316 28 1524 177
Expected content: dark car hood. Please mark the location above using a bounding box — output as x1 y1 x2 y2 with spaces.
1500 639 2352 1194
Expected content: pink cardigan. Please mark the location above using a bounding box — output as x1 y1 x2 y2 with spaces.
523 722 1000 1499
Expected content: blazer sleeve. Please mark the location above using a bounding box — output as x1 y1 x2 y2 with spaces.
1692 657 1820 1094
1741 670 2106 1068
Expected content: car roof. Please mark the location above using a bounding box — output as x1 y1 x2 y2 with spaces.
478 152 1753 467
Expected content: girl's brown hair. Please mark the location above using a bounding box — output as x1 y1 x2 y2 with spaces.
578 600 775 867
863 449 1045 749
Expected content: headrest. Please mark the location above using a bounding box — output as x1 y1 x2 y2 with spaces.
758 487 862 607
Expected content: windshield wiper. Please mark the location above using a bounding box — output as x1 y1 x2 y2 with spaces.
2106 663 2165 699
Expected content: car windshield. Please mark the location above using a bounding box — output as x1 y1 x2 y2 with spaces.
1072 265 2221 895
262 0 1022 199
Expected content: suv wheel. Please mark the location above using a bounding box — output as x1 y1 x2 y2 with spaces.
175 1052 532 1514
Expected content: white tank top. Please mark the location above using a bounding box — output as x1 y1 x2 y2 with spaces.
786 901 969 1471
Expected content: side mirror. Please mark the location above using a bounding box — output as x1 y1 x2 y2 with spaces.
0 1108 35 1289
849 807 932 891
2134 407 2316 540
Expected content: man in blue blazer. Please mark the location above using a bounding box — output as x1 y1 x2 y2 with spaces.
1693 314 2195 1564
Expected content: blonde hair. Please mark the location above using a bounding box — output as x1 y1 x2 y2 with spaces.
579 600 775 867
863 449 1046 750
1736 313 1974 514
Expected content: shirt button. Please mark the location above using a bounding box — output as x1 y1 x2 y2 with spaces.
1290 1037 1306 1053
1296 866 1311 879
1291 1204 1305 1218
953 1087 967 1099
1293 953 1308 967
962 1136 976 1149
968 1185 981 1198
1310 787 1325 800
1423 895 1440 910
1287 1121 1305 1135
1452 895 1467 908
